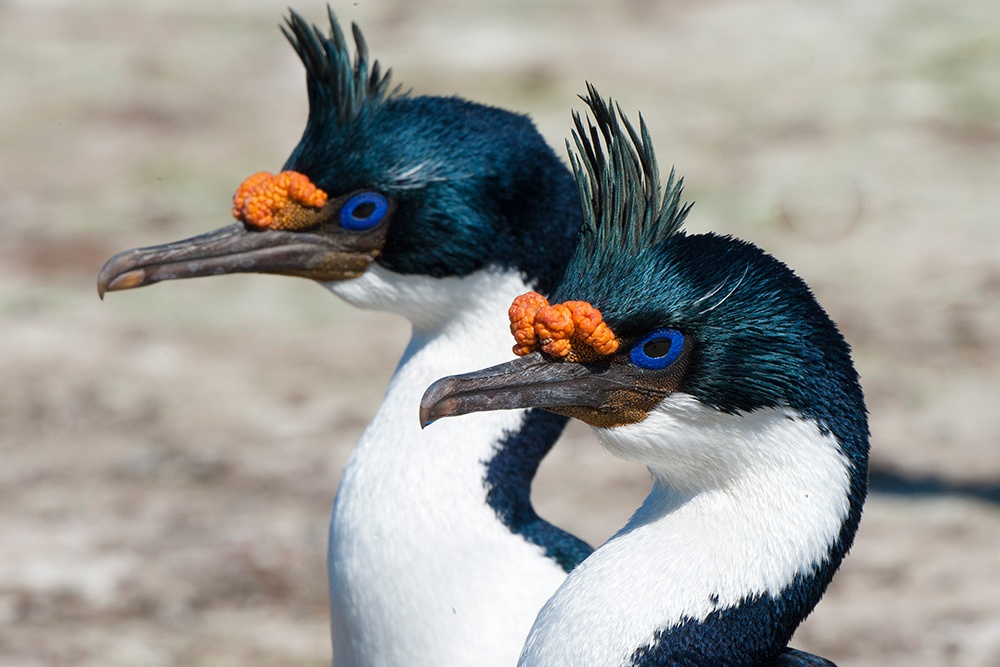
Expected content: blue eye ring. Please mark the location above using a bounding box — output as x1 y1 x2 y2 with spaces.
340 191 390 230
629 328 685 370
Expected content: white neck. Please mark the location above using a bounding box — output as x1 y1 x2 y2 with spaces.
519 396 852 666
326 263 516 334
324 266 573 667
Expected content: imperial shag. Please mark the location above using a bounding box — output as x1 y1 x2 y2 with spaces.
97 9 591 666
421 86 869 666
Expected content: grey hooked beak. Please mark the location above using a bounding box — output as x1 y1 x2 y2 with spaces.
419 352 619 428
97 222 386 298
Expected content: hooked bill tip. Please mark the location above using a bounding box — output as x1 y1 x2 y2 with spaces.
419 400 462 429
418 398 452 429
419 377 463 428
97 268 147 299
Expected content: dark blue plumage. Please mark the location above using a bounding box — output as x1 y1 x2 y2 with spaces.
282 10 580 291
485 409 592 573
629 572 843 666
765 648 838 666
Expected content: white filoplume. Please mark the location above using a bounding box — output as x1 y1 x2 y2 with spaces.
518 396 852 666
325 266 573 667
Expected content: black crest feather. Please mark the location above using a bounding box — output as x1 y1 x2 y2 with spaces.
567 83 691 261
282 7 403 125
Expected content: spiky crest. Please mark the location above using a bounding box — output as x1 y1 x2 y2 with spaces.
567 83 691 262
282 7 402 125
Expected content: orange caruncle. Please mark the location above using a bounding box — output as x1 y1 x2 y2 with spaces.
507 291 619 361
509 291 549 356
565 301 619 356
232 171 272 217
535 304 575 359
232 171 329 230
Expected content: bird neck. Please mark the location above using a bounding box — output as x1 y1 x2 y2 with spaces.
521 397 861 666
355 265 589 568
324 263 517 334
328 265 543 485
325 266 588 666
338 264 534 367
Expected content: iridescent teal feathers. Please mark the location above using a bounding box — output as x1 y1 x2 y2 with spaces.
282 8 402 125
567 84 692 265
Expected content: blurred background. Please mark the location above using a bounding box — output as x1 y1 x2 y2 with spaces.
1 0 999 665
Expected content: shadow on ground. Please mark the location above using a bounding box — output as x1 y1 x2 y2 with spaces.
870 467 1000 506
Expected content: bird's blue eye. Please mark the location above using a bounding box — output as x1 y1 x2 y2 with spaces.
340 192 389 230
629 328 684 370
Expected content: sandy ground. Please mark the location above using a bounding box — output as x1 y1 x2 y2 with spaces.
1 1 999 665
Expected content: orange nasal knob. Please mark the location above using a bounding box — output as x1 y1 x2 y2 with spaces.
509 291 550 356
507 291 619 361
535 304 575 359
232 171 329 230
564 301 619 356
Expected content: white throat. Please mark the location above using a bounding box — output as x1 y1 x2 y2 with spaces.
324 266 573 667
325 263 505 333
519 396 852 666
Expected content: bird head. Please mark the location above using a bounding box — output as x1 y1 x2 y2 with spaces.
421 84 868 485
98 8 580 306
